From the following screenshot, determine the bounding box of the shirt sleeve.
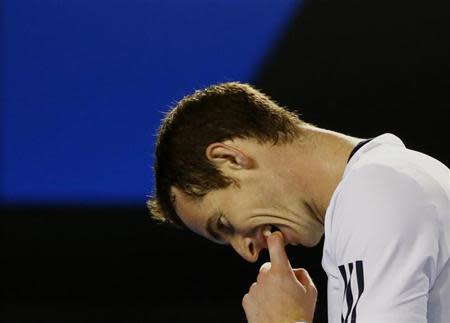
[331,164,439,323]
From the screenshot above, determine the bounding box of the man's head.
[148,82,325,261]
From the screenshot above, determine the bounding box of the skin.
[171,124,362,322]
[243,231,318,323]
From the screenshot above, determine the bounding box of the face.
[171,174,324,263]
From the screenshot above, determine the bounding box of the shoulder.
[341,133,449,206]
[325,134,446,261]
[329,161,440,262]
[335,161,437,231]
[340,162,425,204]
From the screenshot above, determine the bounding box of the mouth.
[262,224,280,236]
[263,225,297,246]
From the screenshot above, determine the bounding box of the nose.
[229,235,265,263]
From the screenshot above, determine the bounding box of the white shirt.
[322,134,450,323]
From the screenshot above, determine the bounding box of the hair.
[147,82,304,228]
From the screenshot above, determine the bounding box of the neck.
[295,125,363,223]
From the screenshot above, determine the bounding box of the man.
[148,82,450,323]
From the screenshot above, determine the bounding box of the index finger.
[266,231,291,271]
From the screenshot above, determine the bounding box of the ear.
[205,142,253,170]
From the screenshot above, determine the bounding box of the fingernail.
[263,228,272,237]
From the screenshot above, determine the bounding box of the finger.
[259,262,271,273]
[248,282,258,296]
[266,231,291,271]
[293,268,316,292]
[242,293,251,310]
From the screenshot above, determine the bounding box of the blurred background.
[2,0,449,322]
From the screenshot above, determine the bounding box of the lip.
[261,225,297,247]
[279,228,299,246]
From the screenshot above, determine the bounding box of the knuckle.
[242,293,250,308]
[256,272,265,283]
[297,268,308,276]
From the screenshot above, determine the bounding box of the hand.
[242,231,317,323]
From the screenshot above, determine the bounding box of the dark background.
[2,0,449,322]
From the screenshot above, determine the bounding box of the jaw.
[279,224,324,247]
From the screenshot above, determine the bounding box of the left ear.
[205,142,253,170]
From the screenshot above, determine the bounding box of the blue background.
[1,0,300,205]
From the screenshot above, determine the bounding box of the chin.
[309,232,325,247]
[294,232,324,247]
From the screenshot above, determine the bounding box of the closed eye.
[217,214,234,235]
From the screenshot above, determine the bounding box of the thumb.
[293,268,316,291]
[266,231,291,271]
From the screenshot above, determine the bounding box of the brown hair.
[148,82,303,228]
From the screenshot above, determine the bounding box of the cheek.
[247,185,277,207]
[235,195,269,218]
